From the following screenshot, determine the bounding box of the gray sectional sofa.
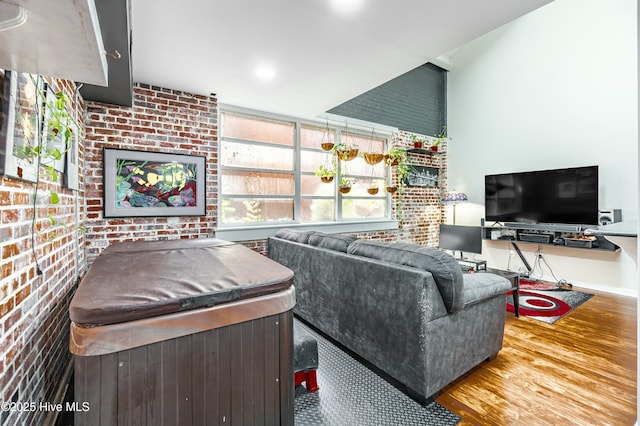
[268,228,512,403]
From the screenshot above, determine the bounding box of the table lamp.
[441,190,468,224]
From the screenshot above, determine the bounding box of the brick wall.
[390,130,446,246]
[83,84,218,264]
[0,76,85,426]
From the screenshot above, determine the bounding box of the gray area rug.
[294,320,461,426]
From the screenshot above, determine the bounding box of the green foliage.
[315,160,337,178]
[339,176,352,187]
[433,126,447,146]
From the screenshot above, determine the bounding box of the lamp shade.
[441,191,468,203]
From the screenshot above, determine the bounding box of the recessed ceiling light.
[255,65,276,81]
[329,0,365,15]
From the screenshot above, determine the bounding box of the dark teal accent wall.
[327,63,446,136]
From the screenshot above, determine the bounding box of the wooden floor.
[437,287,637,426]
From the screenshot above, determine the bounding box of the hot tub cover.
[70,238,294,326]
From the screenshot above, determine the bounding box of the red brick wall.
[0,76,85,426]
[83,84,218,265]
[390,130,446,246]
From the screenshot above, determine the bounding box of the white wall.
[447,0,638,295]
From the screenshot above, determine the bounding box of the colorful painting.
[103,148,206,217]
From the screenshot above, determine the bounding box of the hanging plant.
[385,185,398,194]
[334,143,359,161]
[338,176,352,194]
[383,147,405,166]
[315,159,337,183]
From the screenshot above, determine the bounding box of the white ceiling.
[131,0,553,119]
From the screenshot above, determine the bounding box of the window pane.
[301,174,335,196]
[221,141,293,170]
[301,125,334,149]
[300,198,335,222]
[301,150,334,173]
[220,198,293,224]
[222,112,294,145]
[221,170,294,195]
[342,158,386,177]
[341,198,386,219]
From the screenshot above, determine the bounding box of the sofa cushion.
[462,273,512,308]
[308,232,357,253]
[274,228,316,244]
[347,240,464,313]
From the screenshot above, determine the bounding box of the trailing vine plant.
[16,76,74,274]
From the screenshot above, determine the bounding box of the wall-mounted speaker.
[598,209,622,226]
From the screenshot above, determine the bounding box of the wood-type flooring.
[437,287,637,425]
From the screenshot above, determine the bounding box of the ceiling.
[92,0,554,118]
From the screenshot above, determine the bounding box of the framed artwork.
[103,148,206,218]
[42,83,68,173]
[0,71,43,182]
[65,120,79,190]
[404,165,439,187]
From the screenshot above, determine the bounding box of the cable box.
[519,233,553,244]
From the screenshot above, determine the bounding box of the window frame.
[216,105,399,241]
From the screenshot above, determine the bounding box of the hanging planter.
[386,185,398,194]
[315,159,336,183]
[334,143,359,161]
[320,120,334,151]
[383,148,405,166]
[367,185,379,195]
[363,152,384,165]
[338,177,352,194]
[321,142,335,151]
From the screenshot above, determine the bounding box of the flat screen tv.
[439,224,482,256]
[484,165,598,226]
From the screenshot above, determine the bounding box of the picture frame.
[404,165,439,187]
[65,120,79,190]
[0,71,43,183]
[103,148,206,218]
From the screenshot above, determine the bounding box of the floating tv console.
[482,223,619,252]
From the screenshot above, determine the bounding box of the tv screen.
[439,224,482,255]
[485,165,598,226]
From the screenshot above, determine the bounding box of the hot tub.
[69,238,295,425]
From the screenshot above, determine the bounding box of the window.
[219,107,395,234]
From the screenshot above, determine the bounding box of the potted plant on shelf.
[431,126,447,152]
[412,135,425,149]
[338,177,352,194]
[315,161,336,183]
